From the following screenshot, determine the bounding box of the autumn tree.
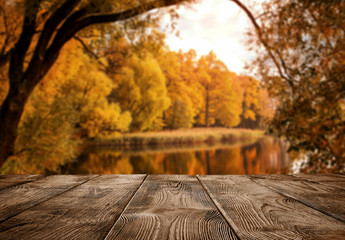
[237,75,275,129]
[238,76,259,127]
[161,49,203,129]
[241,0,345,172]
[196,51,243,127]
[160,50,191,129]
[256,88,276,128]
[127,29,202,130]
[213,71,243,127]
[1,40,131,173]
[110,53,170,131]
[0,0,195,166]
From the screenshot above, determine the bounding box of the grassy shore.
[88,128,265,147]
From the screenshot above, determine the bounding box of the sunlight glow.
[165,0,263,74]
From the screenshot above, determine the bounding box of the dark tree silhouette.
[0,0,192,166]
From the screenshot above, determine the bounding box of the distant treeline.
[0,28,274,173]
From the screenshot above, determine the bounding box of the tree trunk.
[0,88,30,167]
[205,86,209,127]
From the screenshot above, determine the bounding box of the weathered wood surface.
[0,174,344,240]
[0,175,92,223]
[0,175,145,240]
[198,175,345,239]
[294,174,345,190]
[0,175,42,191]
[105,175,238,240]
[250,174,345,223]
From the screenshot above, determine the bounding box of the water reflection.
[61,137,290,174]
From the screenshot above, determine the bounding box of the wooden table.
[0,174,344,239]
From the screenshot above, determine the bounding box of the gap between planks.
[198,175,345,239]
[0,175,147,239]
[196,175,240,239]
[104,175,238,239]
[1,174,344,240]
[102,174,148,240]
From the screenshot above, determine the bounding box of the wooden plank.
[105,175,238,240]
[0,175,43,191]
[293,174,345,190]
[198,175,345,240]
[0,175,145,240]
[0,175,93,223]
[250,174,345,223]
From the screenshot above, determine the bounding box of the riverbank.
[87,128,265,148]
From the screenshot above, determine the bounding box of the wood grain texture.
[293,174,345,190]
[105,175,238,240]
[0,175,146,240]
[198,175,345,240]
[0,175,43,191]
[0,175,93,223]
[250,174,345,223]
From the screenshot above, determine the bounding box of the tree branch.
[31,0,82,64]
[24,7,89,89]
[73,35,109,70]
[230,0,295,91]
[24,0,83,87]
[9,0,42,82]
[41,0,185,79]
[0,49,12,68]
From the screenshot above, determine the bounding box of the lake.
[61,137,291,174]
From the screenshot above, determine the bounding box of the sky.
[164,0,262,74]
